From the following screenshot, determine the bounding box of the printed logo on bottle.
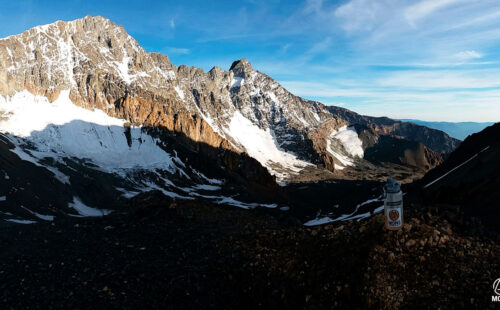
[389,210,400,221]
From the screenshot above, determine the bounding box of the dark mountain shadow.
[0,119,286,223]
[406,122,500,233]
[364,135,442,171]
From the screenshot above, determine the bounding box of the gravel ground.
[0,199,498,309]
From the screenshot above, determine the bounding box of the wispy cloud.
[376,69,500,89]
[453,50,483,62]
[164,47,190,55]
[334,0,397,32]
[195,32,272,43]
[301,37,332,61]
[280,43,292,54]
[405,0,463,26]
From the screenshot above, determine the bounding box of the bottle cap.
[384,178,401,193]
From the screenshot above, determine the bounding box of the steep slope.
[0,90,281,222]
[222,60,450,178]
[413,122,500,231]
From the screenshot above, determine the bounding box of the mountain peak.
[2,15,119,41]
[71,15,122,31]
[229,58,253,76]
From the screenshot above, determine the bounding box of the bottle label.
[386,204,402,227]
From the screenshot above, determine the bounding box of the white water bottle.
[384,178,403,230]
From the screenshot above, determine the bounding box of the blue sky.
[1,0,500,121]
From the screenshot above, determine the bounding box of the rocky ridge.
[0,15,459,183]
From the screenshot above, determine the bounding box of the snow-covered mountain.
[0,16,461,222]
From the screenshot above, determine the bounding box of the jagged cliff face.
[0,15,457,185]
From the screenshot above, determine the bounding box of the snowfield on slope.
[226,111,312,180]
[0,90,178,172]
[326,125,364,168]
[0,90,286,222]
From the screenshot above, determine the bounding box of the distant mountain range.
[400,119,494,140]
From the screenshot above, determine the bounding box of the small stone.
[405,239,416,248]
[419,239,427,247]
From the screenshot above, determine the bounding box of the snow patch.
[7,142,71,184]
[174,86,185,100]
[69,197,111,217]
[226,111,311,180]
[192,184,221,191]
[0,90,178,173]
[20,205,54,221]
[115,56,132,84]
[142,181,195,200]
[304,197,384,226]
[326,125,364,168]
[5,219,37,224]
[192,170,224,185]
[231,76,244,88]
[215,196,277,209]
[191,192,278,210]
[331,126,364,158]
[115,187,140,199]
[31,212,54,221]
[326,141,354,167]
